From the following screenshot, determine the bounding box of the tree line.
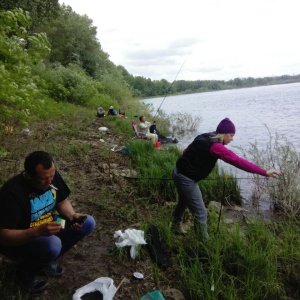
[124,73,300,98]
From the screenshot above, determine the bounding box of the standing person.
[138,116,158,145]
[0,151,96,293]
[171,118,282,241]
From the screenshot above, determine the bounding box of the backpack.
[146,224,171,269]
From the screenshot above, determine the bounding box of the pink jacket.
[210,143,267,176]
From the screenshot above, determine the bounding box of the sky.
[58,0,300,82]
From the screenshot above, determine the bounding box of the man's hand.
[37,221,62,236]
[69,213,87,229]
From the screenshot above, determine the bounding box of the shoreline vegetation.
[0,4,299,299]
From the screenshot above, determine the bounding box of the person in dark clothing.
[171,118,282,241]
[149,122,178,144]
[0,151,96,293]
[107,106,118,116]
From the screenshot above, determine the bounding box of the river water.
[142,82,300,208]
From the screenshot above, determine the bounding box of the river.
[142,82,300,209]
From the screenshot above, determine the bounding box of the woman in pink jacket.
[171,118,282,241]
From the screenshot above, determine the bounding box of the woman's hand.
[266,168,283,178]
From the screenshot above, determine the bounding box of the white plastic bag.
[98,126,109,132]
[114,229,147,259]
[72,277,117,300]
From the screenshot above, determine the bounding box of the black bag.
[146,224,171,269]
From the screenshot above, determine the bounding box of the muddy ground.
[0,117,189,300]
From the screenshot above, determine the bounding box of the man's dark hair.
[139,116,144,122]
[24,151,54,177]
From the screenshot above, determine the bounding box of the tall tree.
[41,5,106,78]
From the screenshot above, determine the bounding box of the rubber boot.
[169,221,189,235]
[194,221,209,242]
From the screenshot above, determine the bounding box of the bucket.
[155,141,161,148]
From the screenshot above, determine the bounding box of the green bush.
[0,9,50,130]
[37,63,108,106]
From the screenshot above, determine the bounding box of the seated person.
[107,106,118,116]
[150,122,178,144]
[96,107,105,118]
[138,116,158,145]
[0,151,96,293]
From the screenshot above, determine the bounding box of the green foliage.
[40,5,104,78]
[99,71,132,105]
[126,140,180,201]
[37,5,133,103]
[0,8,50,129]
[35,63,109,106]
[0,0,60,33]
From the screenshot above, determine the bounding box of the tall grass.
[152,215,299,299]
[126,140,179,201]
[238,132,300,218]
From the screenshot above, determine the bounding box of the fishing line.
[124,176,270,181]
[153,50,192,120]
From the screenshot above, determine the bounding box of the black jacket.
[176,132,219,181]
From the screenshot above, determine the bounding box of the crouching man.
[0,151,96,293]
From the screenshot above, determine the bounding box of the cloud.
[59,0,300,81]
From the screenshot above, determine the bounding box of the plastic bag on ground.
[98,126,109,132]
[72,277,117,300]
[114,229,147,259]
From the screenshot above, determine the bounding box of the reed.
[238,132,300,218]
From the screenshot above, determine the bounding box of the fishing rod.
[217,176,227,232]
[152,50,192,121]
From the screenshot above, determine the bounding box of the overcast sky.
[58,0,300,82]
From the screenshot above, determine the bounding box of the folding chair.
[132,120,147,139]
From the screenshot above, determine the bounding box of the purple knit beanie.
[216,118,236,134]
